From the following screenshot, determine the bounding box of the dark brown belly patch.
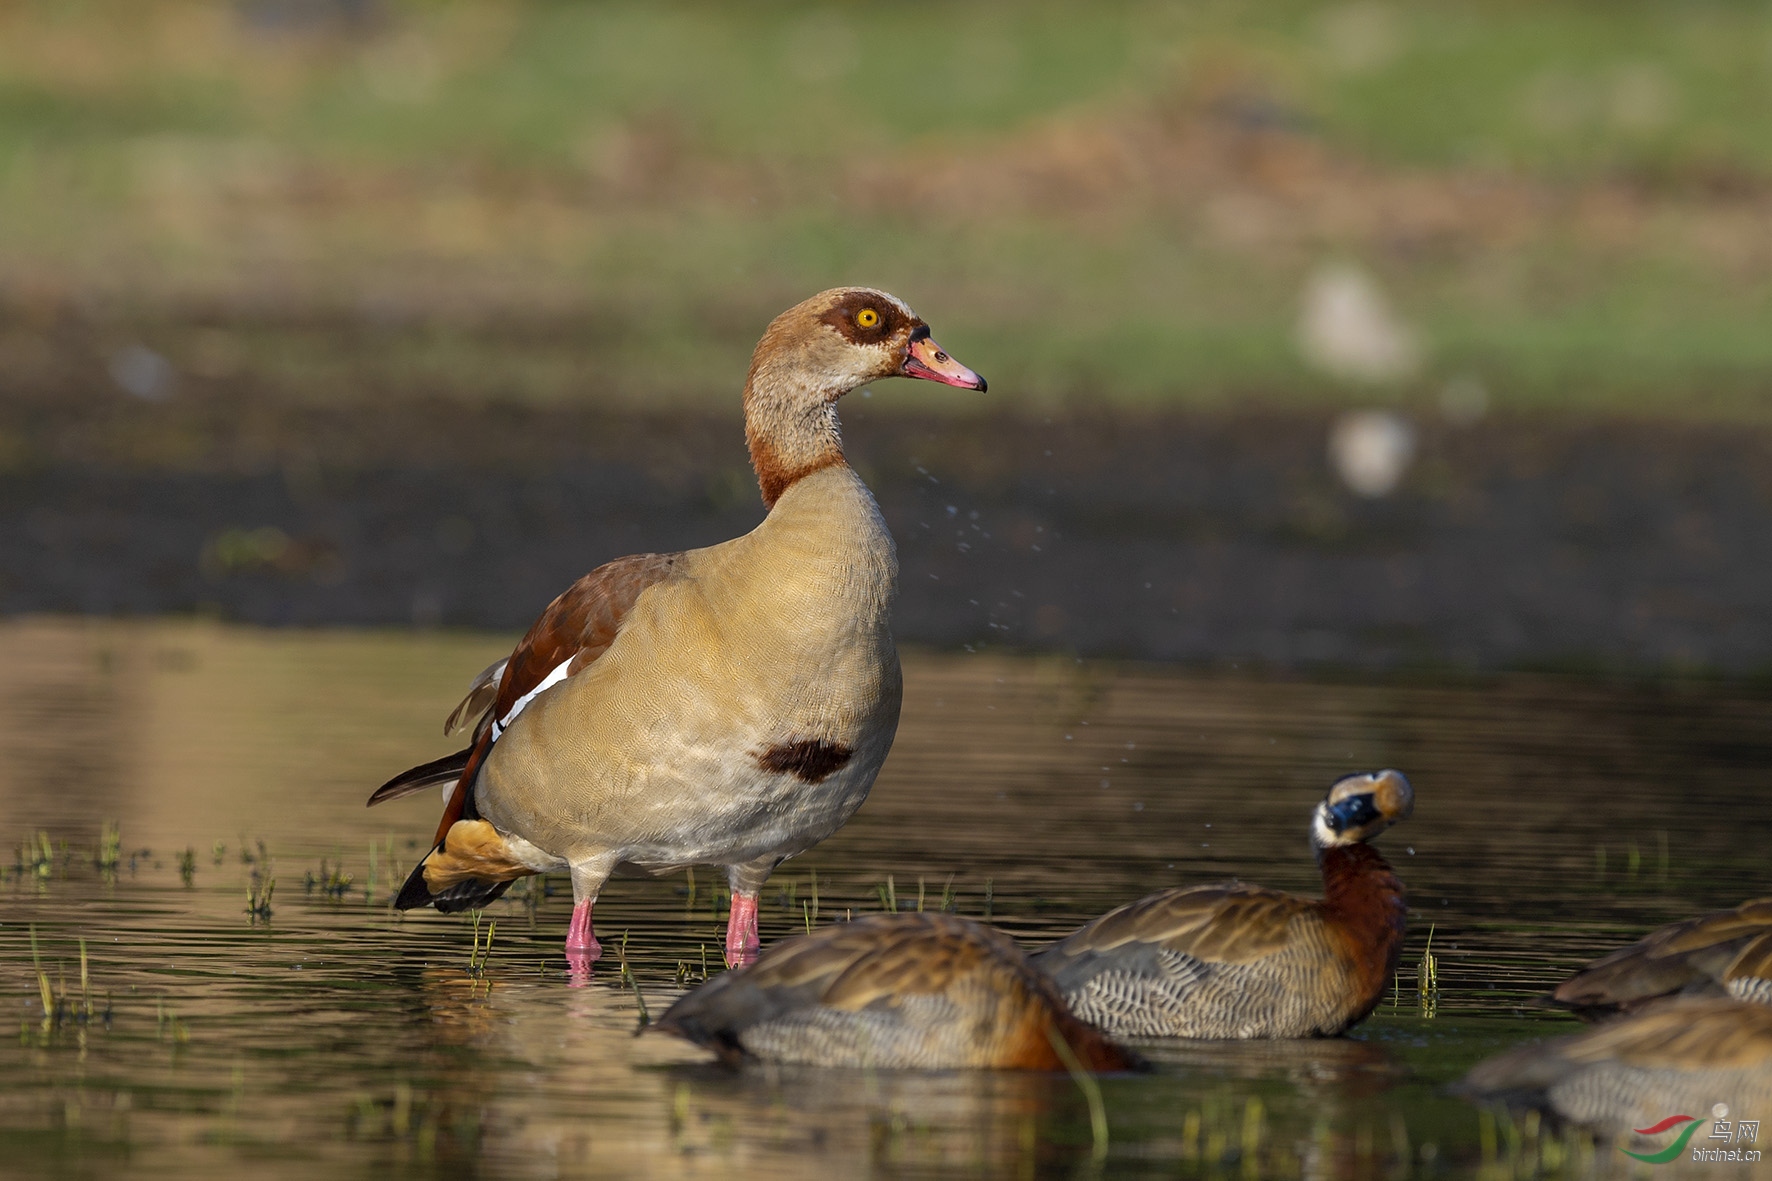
[756,739,854,783]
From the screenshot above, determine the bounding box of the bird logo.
[1622,1114,1704,1164]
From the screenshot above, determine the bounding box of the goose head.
[1310,769,1414,851]
[744,287,985,505]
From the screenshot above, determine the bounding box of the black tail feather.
[368,748,472,807]
[392,853,514,913]
[433,878,513,913]
[394,856,439,910]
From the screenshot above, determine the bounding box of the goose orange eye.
[855,308,880,329]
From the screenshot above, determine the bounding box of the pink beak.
[902,333,987,391]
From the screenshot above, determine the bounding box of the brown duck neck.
[1318,843,1408,1006]
[743,370,847,509]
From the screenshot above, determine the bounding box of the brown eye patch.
[819,291,913,344]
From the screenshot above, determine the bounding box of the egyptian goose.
[367,288,985,970]
[654,911,1136,1071]
[1031,770,1413,1039]
[1460,997,1772,1135]
[1552,897,1772,1017]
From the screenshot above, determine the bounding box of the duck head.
[1310,769,1413,851]
[745,287,985,505]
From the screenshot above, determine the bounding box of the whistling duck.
[367,288,986,970]
[1031,769,1413,1039]
[1461,997,1772,1134]
[1552,897,1772,1018]
[654,911,1136,1071]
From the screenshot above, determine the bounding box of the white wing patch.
[441,655,575,802]
[490,657,574,741]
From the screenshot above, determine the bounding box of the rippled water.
[2,619,1768,1178]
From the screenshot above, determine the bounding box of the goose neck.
[744,372,848,508]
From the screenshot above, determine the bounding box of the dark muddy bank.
[3,389,1769,673]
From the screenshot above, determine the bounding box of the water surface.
[2,620,1768,1178]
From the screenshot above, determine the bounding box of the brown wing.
[367,551,681,839]
[652,914,979,1055]
[485,552,681,728]
[1462,996,1772,1103]
[428,551,680,842]
[1562,997,1772,1071]
[819,913,1019,1009]
[1046,883,1315,966]
[805,914,1132,1071]
[1726,929,1772,996]
[1552,897,1772,1015]
[686,912,990,1010]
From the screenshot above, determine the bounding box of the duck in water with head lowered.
[655,911,1137,1071]
[366,289,986,972]
[1460,997,1772,1137]
[1032,770,1414,1039]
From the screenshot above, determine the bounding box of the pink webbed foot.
[565,899,602,985]
[725,892,761,968]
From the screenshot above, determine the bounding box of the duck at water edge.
[366,289,986,973]
[654,911,1136,1071]
[1032,769,1414,1039]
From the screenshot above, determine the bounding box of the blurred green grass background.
[5,0,1772,416]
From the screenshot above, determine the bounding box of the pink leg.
[724,892,761,968]
[564,899,602,982]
